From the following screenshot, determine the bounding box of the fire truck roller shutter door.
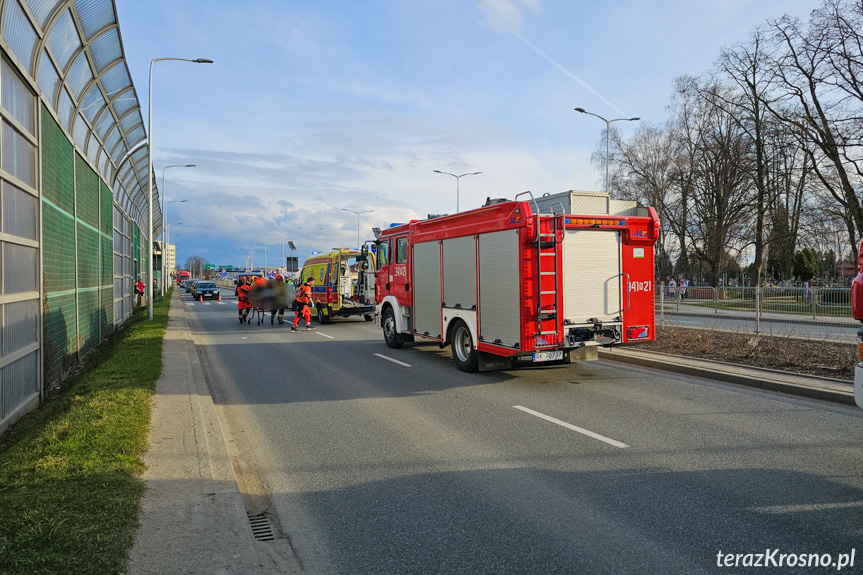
[478,229,521,348]
[412,241,442,337]
[442,236,477,310]
[562,230,622,323]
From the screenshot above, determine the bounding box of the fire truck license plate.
[533,351,563,362]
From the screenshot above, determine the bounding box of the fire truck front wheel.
[382,307,404,349]
[450,320,478,372]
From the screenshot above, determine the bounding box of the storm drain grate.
[247,512,276,541]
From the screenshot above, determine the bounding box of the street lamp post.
[161,164,195,295]
[432,170,482,212]
[573,107,640,195]
[299,226,323,253]
[147,56,212,320]
[342,208,374,248]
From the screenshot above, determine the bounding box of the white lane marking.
[216,302,226,305]
[753,501,863,514]
[202,303,212,306]
[241,337,249,340]
[185,302,195,306]
[373,353,412,368]
[513,405,629,449]
[317,332,335,339]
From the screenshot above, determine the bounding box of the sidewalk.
[127,294,299,574]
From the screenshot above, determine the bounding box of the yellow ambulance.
[298,248,376,323]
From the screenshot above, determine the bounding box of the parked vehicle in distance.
[185,279,200,293]
[192,281,220,300]
[176,270,190,285]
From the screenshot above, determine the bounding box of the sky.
[113,0,821,270]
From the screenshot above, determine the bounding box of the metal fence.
[656,285,851,320]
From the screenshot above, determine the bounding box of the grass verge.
[0,291,171,575]
[632,325,856,380]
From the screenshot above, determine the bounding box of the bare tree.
[184,255,210,279]
[766,2,863,257]
[674,77,755,284]
[610,122,677,278]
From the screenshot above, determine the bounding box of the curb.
[597,349,856,406]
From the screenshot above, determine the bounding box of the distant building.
[167,244,176,274]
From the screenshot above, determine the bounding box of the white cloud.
[476,0,542,32]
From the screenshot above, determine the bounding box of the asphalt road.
[181,289,863,575]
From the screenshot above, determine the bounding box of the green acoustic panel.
[78,289,99,353]
[44,292,78,385]
[76,223,99,289]
[132,223,140,267]
[40,105,74,214]
[100,182,112,236]
[42,202,77,293]
[100,286,113,336]
[75,153,99,228]
[100,234,112,285]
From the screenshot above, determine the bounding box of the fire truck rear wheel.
[364,314,373,322]
[382,307,403,349]
[450,320,478,372]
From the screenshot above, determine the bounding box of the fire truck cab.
[373,191,660,372]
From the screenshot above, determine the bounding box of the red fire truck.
[371,192,660,371]
[848,239,863,408]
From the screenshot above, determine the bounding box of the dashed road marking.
[317,332,335,339]
[513,405,629,449]
[373,353,412,367]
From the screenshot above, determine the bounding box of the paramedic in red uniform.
[291,277,316,332]
[237,276,251,323]
[135,279,145,306]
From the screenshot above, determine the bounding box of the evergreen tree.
[793,248,819,282]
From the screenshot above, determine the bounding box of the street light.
[342,208,374,249]
[147,56,212,319]
[298,226,323,253]
[432,170,482,212]
[161,164,195,295]
[573,107,640,196]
